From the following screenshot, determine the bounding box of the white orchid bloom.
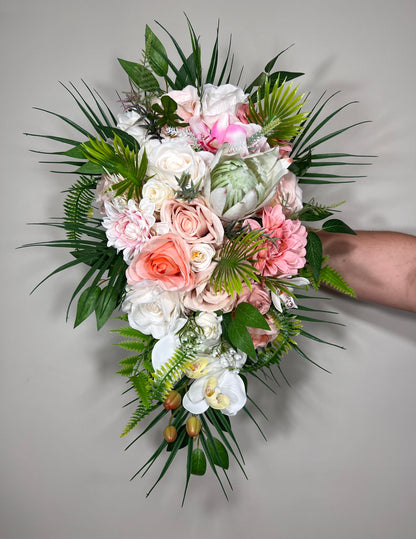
[151,318,188,372]
[182,369,247,416]
[271,277,310,312]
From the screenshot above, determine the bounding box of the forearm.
[318,231,416,313]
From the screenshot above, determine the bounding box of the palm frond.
[248,76,308,144]
[210,228,265,296]
[80,135,147,200]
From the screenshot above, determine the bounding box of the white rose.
[201,84,247,128]
[122,282,185,339]
[194,312,223,347]
[142,178,175,211]
[190,243,216,272]
[116,110,148,145]
[144,139,207,187]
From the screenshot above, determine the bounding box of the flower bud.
[186,416,202,438]
[163,425,177,443]
[163,390,182,410]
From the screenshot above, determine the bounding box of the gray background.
[1,0,416,538]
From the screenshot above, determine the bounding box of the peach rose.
[236,282,271,315]
[160,197,224,246]
[126,233,194,291]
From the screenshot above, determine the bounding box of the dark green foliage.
[305,231,323,282]
[223,302,271,359]
[289,92,373,183]
[243,310,302,373]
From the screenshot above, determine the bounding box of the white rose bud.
[145,139,207,187]
[142,178,175,212]
[195,312,223,347]
[190,243,216,272]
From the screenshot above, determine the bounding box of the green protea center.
[210,157,258,212]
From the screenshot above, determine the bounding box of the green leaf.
[289,151,312,177]
[74,285,101,327]
[234,302,270,330]
[191,448,206,475]
[75,162,104,175]
[206,437,229,470]
[182,436,194,506]
[228,321,256,359]
[322,218,356,235]
[118,58,160,92]
[100,127,140,152]
[299,209,333,222]
[95,285,119,330]
[145,24,168,77]
[305,231,322,282]
[146,427,187,497]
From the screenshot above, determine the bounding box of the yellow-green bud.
[186,416,202,438]
[163,425,177,443]
[163,390,182,410]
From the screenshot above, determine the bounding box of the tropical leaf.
[248,76,308,145]
[210,228,265,296]
[80,135,147,200]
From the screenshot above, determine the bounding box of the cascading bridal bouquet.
[24,18,369,501]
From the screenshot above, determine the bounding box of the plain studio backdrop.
[1,0,415,538]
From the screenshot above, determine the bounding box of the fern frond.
[300,260,356,298]
[63,175,97,240]
[295,198,344,222]
[319,264,356,298]
[150,343,196,402]
[211,228,265,296]
[131,372,151,408]
[121,402,159,437]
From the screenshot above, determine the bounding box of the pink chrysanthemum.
[103,199,155,263]
[246,205,307,277]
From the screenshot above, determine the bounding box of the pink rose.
[166,85,200,122]
[278,142,292,160]
[236,283,271,315]
[160,197,224,246]
[126,233,194,291]
[273,171,303,217]
[248,315,279,349]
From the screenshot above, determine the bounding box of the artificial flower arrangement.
[24,18,369,501]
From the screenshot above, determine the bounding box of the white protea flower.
[205,145,290,221]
